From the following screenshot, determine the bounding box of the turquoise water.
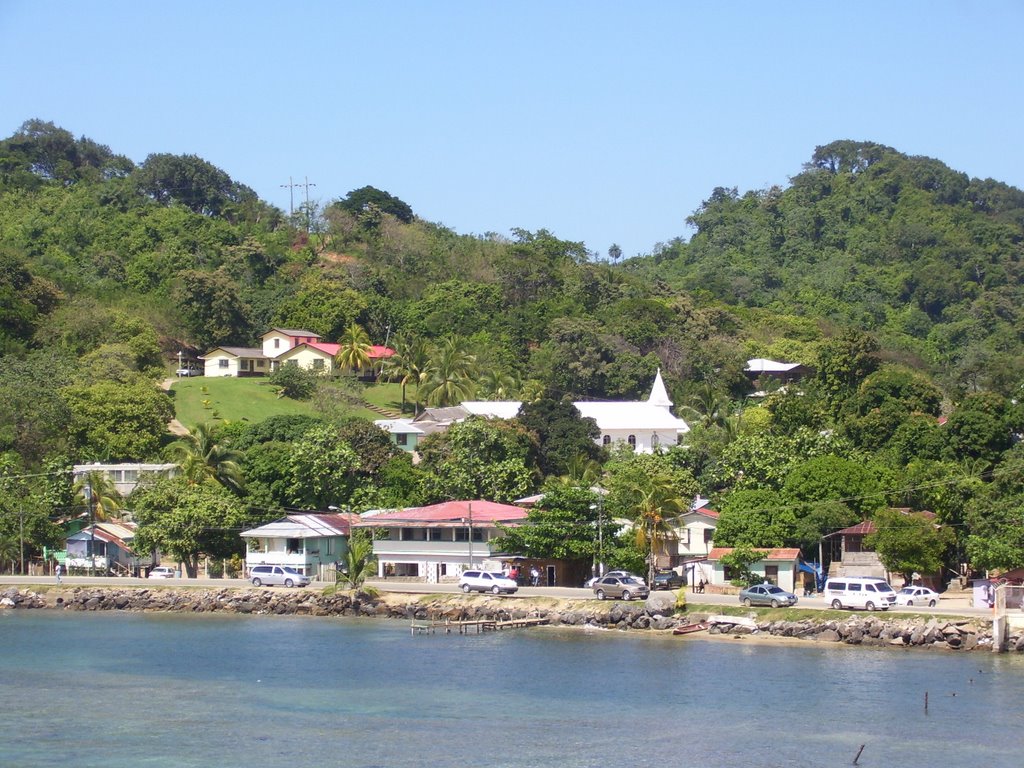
[2,611,1023,767]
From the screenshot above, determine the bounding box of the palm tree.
[475,368,519,400]
[383,335,431,414]
[171,422,246,495]
[72,471,124,523]
[336,321,372,375]
[625,475,687,585]
[338,530,376,588]
[422,335,478,407]
[558,453,603,488]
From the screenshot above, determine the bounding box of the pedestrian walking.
[530,566,539,587]
[55,563,62,583]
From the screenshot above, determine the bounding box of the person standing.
[55,563,62,583]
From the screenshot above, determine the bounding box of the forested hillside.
[2,121,1024,578]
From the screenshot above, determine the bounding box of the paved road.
[0,575,990,618]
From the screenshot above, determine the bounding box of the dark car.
[738,583,798,608]
[652,571,685,590]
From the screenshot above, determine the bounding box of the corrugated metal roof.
[707,547,801,561]
[241,513,352,538]
[352,500,527,528]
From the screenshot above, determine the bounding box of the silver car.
[250,565,310,588]
[738,584,798,608]
[593,575,650,601]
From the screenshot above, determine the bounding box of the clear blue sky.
[3,2,1022,258]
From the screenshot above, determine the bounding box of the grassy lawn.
[168,377,394,429]
[362,381,409,415]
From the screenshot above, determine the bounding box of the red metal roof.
[707,547,801,561]
[354,500,528,528]
[836,521,876,536]
[368,345,395,359]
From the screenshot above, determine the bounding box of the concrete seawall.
[3,585,1019,653]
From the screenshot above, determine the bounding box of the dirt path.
[160,378,191,437]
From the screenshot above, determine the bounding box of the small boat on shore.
[673,621,709,635]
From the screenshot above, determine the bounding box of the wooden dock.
[411,616,549,635]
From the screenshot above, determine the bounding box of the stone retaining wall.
[3,586,1019,652]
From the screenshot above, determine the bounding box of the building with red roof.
[352,500,529,583]
[705,547,802,593]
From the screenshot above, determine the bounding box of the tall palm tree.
[171,422,246,495]
[625,475,687,585]
[72,470,124,523]
[336,321,372,375]
[558,454,603,488]
[383,335,431,414]
[422,335,478,407]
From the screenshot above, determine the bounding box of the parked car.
[250,565,310,588]
[593,575,650,601]
[896,586,939,608]
[823,577,897,611]
[738,583,798,608]
[652,571,685,590]
[148,566,176,579]
[459,570,519,595]
[175,367,201,377]
[585,570,646,588]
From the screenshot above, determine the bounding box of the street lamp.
[84,483,95,577]
[463,502,474,570]
[177,350,183,374]
[589,501,604,577]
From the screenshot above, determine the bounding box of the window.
[219,359,229,368]
[123,469,138,482]
[651,433,660,448]
[627,435,636,448]
[256,359,266,368]
[454,528,469,542]
[312,358,324,370]
[286,538,301,554]
[324,538,334,555]
[274,338,280,349]
[602,435,611,446]
[765,565,778,582]
[396,433,408,446]
[703,529,714,545]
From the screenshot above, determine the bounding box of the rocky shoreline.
[4,585,1019,653]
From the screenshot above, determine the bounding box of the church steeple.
[647,369,673,409]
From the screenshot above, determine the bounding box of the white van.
[824,577,897,611]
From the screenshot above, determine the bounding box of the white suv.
[148,566,177,579]
[458,570,518,595]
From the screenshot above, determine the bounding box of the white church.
[379,370,690,454]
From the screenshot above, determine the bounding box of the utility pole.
[302,176,316,208]
[280,176,300,216]
[19,508,24,575]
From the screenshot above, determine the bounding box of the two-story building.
[201,328,394,378]
[353,500,528,584]
[240,512,354,581]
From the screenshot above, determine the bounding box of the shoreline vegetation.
[2,584,1014,654]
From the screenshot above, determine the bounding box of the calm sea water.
[1,611,1022,767]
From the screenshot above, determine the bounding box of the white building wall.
[204,354,240,377]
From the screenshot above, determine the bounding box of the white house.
[72,462,179,497]
[353,500,528,583]
[392,371,689,454]
[670,504,719,584]
[706,547,802,593]
[240,512,354,581]
[201,328,394,378]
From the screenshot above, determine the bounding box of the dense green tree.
[781,455,887,519]
[491,485,602,566]
[174,269,252,350]
[63,380,173,461]
[417,418,538,503]
[515,395,601,478]
[133,152,256,217]
[334,186,414,224]
[713,489,795,548]
[944,391,1013,464]
[866,508,954,581]
[286,424,361,508]
[132,477,250,578]
[268,363,319,399]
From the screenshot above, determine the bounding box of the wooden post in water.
[853,744,865,765]
[924,691,928,712]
